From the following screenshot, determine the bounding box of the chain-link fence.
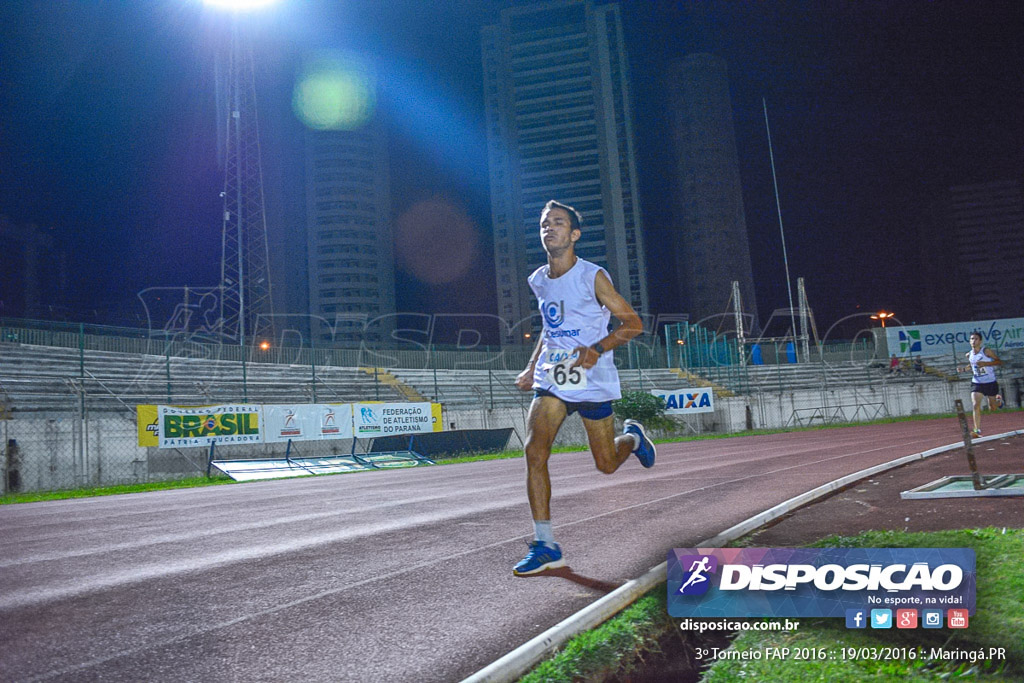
[3,316,1022,494]
[1,368,1015,495]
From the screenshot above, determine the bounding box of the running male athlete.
[956,331,1003,436]
[512,200,656,576]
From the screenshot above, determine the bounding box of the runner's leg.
[582,415,636,474]
[971,390,983,433]
[524,395,568,522]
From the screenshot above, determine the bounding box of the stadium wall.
[0,381,977,494]
[445,380,964,444]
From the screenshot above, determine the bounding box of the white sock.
[625,433,640,451]
[533,520,555,546]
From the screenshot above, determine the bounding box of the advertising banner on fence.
[650,388,715,414]
[138,402,440,447]
[887,317,1024,357]
[668,547,976,619]
[353,402,442,438]
[316,404,353,439]
[262,404,354,443]
[156,404,263,449]
[138,404,159,447]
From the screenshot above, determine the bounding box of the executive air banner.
[887,317,1024,357]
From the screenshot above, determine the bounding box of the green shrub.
[613,391,676,431]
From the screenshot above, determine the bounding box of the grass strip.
[0,475,234,504]
[519,592,675,683]
[517,527,1024,682]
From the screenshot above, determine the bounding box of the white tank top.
[968,348,997,384]
[529,258,622,402]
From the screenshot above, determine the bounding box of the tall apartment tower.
[0,216,65,318]
[482,0,649,344]
[666,53,759,331]
[304,120,396,345]
[948,180,1024,320]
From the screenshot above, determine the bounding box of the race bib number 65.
[546,360,587,390]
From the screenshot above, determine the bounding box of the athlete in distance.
[956,330,1003,437]
[512,200,656,576]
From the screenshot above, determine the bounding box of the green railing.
[2,316,878,379]
[0,317,672,371]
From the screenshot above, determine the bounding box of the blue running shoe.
[624,419,656,468]
[513,540,565,576]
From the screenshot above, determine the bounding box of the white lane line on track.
[0,432,880,568]
[14,431,964,682]
[4,430,946,612]
[11,426,988,683]
[21,527,546,683]
[0,481,528,568]
[0,469,489,524]
[551,434,942,531]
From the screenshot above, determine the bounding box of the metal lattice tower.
[219,20,274,346]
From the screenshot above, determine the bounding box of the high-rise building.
[304,121,395,345]
[915,199,967,323]
[948,180,1024,320]
[482,0,649,344]
[0,216,65,319]
[665,53,758,331]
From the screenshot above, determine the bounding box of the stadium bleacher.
[3,339,1010,415]
[0,343,408,414]
[699,359,954,395]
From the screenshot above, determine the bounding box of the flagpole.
[763,97,798,360]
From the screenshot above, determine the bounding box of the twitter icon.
[870,609,892,629]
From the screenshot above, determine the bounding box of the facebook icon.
[845,609,867,629]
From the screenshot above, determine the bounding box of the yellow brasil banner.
[138,402,442,448]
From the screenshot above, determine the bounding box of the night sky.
[1,1,1021,340]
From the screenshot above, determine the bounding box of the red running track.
[0,413,1020,682]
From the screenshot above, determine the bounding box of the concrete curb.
[461,429,1023,683]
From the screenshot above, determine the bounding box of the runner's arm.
[957,351,971,372]
[572,270,642,369]
[980,348,1003,367]
[515,335,545,391]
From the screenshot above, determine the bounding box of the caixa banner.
[668,548,975,618]
[650,388,715,414]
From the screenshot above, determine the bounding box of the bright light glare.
[871,311,895,327]
[394,199,479,284]
[202,0,279,10]
[293,51,376,131]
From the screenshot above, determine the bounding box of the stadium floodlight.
[870,311,895,328]
[200,0,279,347]
[202,0,278,10]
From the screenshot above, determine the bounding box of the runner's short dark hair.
[542,200,582,232]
